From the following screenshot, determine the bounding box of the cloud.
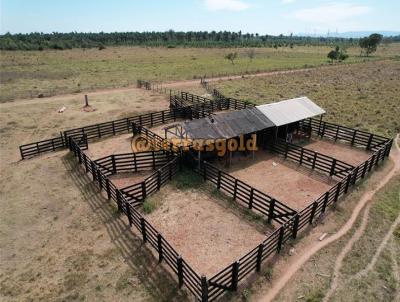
[282,0,296,3]
[204,0,250,11]
[291,3,372,25]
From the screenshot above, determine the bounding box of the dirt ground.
[109,172,153,189]
[301,136,372,166]
[217,151,336,211]
[143,184,268,277]
[83,121,183,159]
[0,89,191,301]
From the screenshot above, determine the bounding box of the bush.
[171,167,203,190]
[142,199,157,214]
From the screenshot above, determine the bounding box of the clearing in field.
[140,177,270,276]
[216,151,335,211]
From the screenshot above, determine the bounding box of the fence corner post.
[231,261,239,291]
[277,227,285,253]
[158,234,163,263]
[177,256,183,288]
[201,275,208,302]
[292,214,300,239]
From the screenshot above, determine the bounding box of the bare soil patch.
[302,136,372,166]
[216,151,336,211]
[142,184,268,277]
[109,172,153,189]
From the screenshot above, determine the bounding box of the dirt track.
[258,134,400,302]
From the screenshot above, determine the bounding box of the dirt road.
[258,134,400,302]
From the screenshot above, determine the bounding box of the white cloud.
[282,0,296,3]
[204,0,250,11]
[291,3,372,25]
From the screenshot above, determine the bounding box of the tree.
[225,52,238,65]
[359,33,383,56]
[245,48,256,62]
[327,46,348,63]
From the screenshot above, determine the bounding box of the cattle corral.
[17,80,393,301]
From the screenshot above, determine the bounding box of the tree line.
[2,30,398,51]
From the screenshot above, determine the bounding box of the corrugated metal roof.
[256,97,325,126]
[183,108,275,139]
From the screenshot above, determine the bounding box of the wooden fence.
[302,118,391,152]
[19,108,190,159]
[196,162,296,224]
[198,133,392,300]
[271,139,355,178]
[68,137,206,301]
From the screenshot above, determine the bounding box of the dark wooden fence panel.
[20,133,66,159]
[68,137,204,301]
[271,139,355,178]
[196,161,296,225]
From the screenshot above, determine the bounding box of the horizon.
[1,0,399,36]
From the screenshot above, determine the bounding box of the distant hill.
[296,31,400,38]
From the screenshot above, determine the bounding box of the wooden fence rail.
[271,139,355,178]
[201,134,392,301]
[195,161,297,224]
[302,118,390,152]
[68,137,205,301]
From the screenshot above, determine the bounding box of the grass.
[1,43,399,102]
[213,59,400,137]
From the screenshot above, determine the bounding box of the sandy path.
[258,134,400,302]
[322,203,372,302]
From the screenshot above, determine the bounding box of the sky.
[1,0,399,35]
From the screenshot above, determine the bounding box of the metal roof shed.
[256,97,325,127]
[183,107,275,140]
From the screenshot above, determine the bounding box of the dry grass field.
[0,44,399,302]
[1,43,399,102]
[0,89,188,301]
[213,59,400,137]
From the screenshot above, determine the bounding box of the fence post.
[106,178,111,199]
[299,148,304,165]
[309,201,318,224]
[112,155,116,174]
[284,143,289,159]
[330,159,336,176]
[335,125,339,141]
[116,190,123,212]
[231,261,239,291]
[157,170,161,190]
[84,155,89,172]
[366,134,373,150]
[352,166,359,185]
[267,199,276,223]
[375,149,381,166]
[312,153,317,170]
[176,256,183,288]
[292,215,300,239]
[321,122,326,138]
[351,130,357,146]
[334,182,342,204]
[141,182,147,200]
[126,202,133,226]
[91,161,96,181]
[97,169,102,190]
[321,192,329,213]
[140,218,147,243]
[233,179,238,200]
[368,154,376,172]
[201,275,208,302]
[361,161,368,179]
[249,188,254,209]
[256,244,263,272]
[277,227,285,253]
[344,173,351,193]
[158,234,163,263]
[217,170,221,190]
